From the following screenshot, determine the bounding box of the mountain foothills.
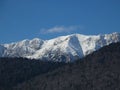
[0,58,65,90]
[12,42,120,90]
[0,32,120,62]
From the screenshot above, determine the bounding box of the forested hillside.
[0,58,65,90]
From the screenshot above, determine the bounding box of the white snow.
[0,32,120,62]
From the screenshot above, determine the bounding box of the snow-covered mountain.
[0,32,120,62]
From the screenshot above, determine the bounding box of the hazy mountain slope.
[14,42,120,90]
[0,45,6,57]
[0,32,120,62]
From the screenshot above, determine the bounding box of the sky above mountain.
[0,0,120,44]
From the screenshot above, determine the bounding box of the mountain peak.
[0,32,120,62]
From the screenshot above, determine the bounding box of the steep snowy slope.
[28,32,120,62]
[0,32,120,62]
[4,38,44,57]
[28,35,84,62]
[76,32,120,55]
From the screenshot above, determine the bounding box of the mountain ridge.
[0,32,120,62]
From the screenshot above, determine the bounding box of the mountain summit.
[0,32,120,62]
